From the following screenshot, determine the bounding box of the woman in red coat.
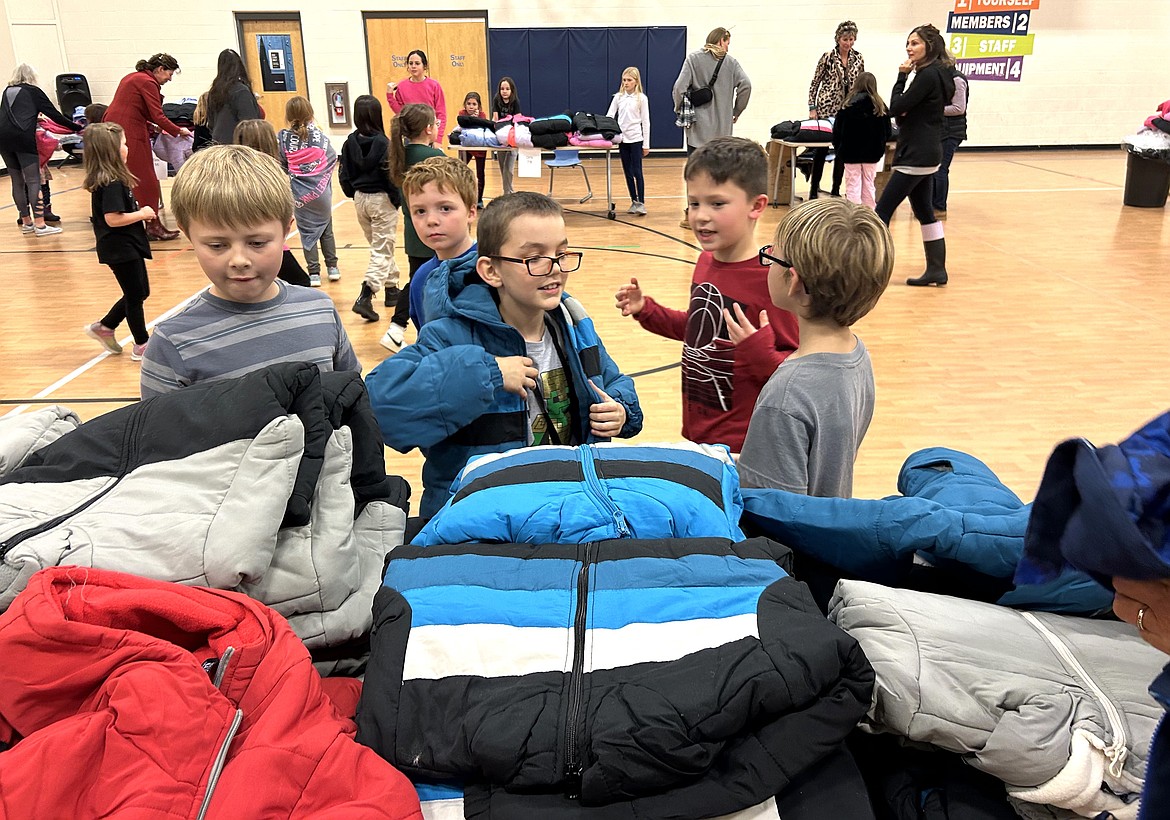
[103,53,190,240]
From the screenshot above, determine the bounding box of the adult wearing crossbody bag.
[672,27,752,225]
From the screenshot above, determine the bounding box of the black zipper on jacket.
[0,408,143,560]
[563,541,593,798]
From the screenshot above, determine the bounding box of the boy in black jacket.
[339,94,403,321]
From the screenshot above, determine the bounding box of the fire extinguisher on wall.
[332,92,345,121]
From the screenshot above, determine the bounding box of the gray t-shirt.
[525,328,572,446]
[140,280,360,400]
[737,337,874,498]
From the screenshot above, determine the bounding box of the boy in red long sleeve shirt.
[615,137,798,451]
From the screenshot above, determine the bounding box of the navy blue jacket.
[832,93,891,164]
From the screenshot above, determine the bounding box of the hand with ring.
[1114,577,1170,655]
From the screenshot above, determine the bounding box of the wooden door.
[365,16,488,147]
[239,17,309,133]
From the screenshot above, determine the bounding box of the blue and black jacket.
[355,535,873,818]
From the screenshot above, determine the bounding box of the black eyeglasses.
[491,251,584,277]
[759,245,792,270]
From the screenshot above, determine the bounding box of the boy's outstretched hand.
[496,356,538,398]
[615,277,645,317]
[723,304,769,345]
[589,380,627,438]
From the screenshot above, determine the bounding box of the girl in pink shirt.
[386,49,447,145]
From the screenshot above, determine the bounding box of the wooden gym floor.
[2,149,1167,514]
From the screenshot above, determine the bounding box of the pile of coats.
[0,360,1164,819]
[743,442,1165,819]
[450,111,622,150]
[0,363,424,815]
[0,362,409,672]
[356,442,876,819]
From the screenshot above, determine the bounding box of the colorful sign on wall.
[949,0,1039,81]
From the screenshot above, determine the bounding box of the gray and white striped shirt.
[140,281,360,400]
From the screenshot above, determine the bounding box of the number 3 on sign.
[950,35,966,59]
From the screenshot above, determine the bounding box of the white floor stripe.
[3,199,347,418]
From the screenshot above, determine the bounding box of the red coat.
[103,70,183,210]
[0,567,423,819]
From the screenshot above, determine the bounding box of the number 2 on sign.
[1013,12,1030,34]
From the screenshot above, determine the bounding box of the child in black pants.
[82,122,155,360]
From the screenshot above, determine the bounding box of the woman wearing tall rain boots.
[875,24,955,286]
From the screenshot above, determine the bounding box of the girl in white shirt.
[606,67,651,215]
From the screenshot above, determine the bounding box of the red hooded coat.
[0,566,422,819]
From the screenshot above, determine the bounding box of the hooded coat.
[339,130,401,205]
[365,263,642,518]
[0,566,423,819]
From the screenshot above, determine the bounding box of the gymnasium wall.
[1,0,1162,149]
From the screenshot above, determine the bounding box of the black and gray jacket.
[0,363,409,670]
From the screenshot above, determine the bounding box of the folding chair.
[546,149,593,204]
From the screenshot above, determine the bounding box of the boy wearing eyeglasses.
[737,198,893,497]
[366,191,643,519]
[615,136,799,452]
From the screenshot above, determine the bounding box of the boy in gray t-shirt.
[738,198,893,497]
[140,146,359,399]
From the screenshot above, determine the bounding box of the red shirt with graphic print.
[634,252,799,451]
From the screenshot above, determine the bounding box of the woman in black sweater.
[0,63,81,235]
[875,24,955,286]
[206,49,261,146]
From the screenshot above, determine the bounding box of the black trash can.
[1123,151,1170,208]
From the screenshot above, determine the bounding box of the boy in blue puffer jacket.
[365,191,643,519]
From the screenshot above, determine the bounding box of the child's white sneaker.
[379,322,407,352]
[327,266,341,282]
[309,273,322,287]
[34,224,62,236]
